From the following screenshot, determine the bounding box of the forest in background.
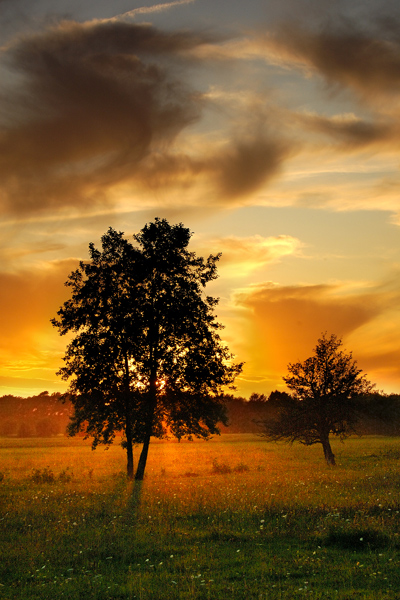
[0,392,72,438]
[1,391,400,438]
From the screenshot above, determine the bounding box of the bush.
[30,467,55,483]
[233,463,250,473]
[58,467,73,482]
[211,459,231,474]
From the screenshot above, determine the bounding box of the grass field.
[0,433,399,599]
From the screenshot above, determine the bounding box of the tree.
[36,418,59,437]
[52,218,242,480]
[259,333,374,465]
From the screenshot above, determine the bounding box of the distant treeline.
[0,391,73,438]
[1,390,399,438]
[220,392,400,436]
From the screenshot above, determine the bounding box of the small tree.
[52,218,242,480]
[259,333,374,465]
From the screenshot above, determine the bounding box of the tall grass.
[0,434,399,599]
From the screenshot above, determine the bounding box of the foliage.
[259,333,374,465]
[35,418,59,437]
[52,218,242,479]
[1,390,398,439]
[220,394,280,433]
[17,421,35,438]
[355,392,400,435]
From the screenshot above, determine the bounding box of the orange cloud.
[209,234,303,277]
[231,282,384,395]
[0,260,77,380]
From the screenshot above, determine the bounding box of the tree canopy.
[259,333,374,465]
[52,218,242,479]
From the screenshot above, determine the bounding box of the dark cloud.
[300,112,397,150]
[0,21,215,213]
[134,132,292,203]
[269,19,400,100]
[0,18,294,214]
[211,135,290,199]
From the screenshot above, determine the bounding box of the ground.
[0,434,399,599]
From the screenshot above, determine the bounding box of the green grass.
[0,434,399,599]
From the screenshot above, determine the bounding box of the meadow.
[0,434,399,599]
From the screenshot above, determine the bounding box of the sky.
[2,0,400,399]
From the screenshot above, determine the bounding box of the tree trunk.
[135,432,151,480]
[134,367,157,481]
[123,354,134,480]
[126,433,134,480]
[321,435,336,466]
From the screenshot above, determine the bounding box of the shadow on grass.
[125,480,143,522]
[323,527,391,551]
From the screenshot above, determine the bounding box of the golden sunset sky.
[1,0,400,398]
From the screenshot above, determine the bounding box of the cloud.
[0,258,78,398]
[0,20,215,214]
[98,0,196,22]
[236,282,381,342]
[261,19,400,103]
[0,254,83,388]
[225,273,400,395]
[0,259,76,349]
[230,282,383,387]
[210,234,303,276]
[0,17,296,215]
[133,131,292,204]
[0,239,66,269]
[211,134,291,199]
[297,112,397,151]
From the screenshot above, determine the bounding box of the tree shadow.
[125,480,144,524]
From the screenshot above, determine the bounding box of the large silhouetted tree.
[52,218,242,480]
[259,333,374,465]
